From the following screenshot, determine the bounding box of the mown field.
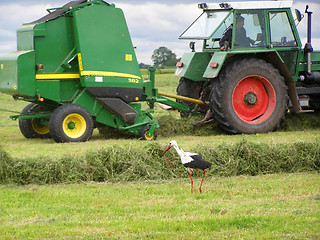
[1,173,319,239]
[0,72,320,239]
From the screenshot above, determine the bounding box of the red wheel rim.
[232,75,276,124]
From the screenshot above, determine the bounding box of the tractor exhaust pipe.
[301,5,320,84]
[304,5,313,75]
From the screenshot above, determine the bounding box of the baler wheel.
[49,104,94,143]
[209,58,288,134]
[139,126,157,141]
[19,103,50,139]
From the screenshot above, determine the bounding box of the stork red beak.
[161,145,171,156]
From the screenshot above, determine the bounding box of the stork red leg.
[199,170,206,193]
[188,172,193,194]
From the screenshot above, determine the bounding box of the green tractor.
[175,1,320,134]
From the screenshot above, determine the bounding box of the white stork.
[162,140,211,193]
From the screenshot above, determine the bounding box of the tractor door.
[233,10,267,49]
[268,10,300,76]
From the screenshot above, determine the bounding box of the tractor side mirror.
[189,41,195,52]
[295,9,303,22]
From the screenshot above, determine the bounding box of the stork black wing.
[183,154,211,170]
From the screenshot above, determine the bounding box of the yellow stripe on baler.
[36,74,80,79]
[81,71,141,79]
[36,71,141,80]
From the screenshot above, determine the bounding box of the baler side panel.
[18,51,36,97]
[0,50,35,97]
[36,78,81,102]
[0,53,19,95]
[34,18,78,74]
[72,4,143,89]
[17,24,35,51]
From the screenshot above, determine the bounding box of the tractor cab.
[179,1,297,52]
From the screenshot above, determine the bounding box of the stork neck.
[172,145,185,158]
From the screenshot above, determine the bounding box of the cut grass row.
[1,139,319,184]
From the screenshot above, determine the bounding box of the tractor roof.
[199,1,293,10]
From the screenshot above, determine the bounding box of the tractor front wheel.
[19,103,50,139]
[49,104,94,143]
[210,58,288,134]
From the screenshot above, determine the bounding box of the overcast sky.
[0,0,319,64]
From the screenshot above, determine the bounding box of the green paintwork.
[34,18,76,74]
[17,24,35,51]
[36,79,81,102]
[11,113,51,121]
[0,50,35,97]
[203,52,228,78]
[174,52,211,81]
[72,3,143,88]
[156,96,201,114]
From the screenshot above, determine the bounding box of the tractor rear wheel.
[19,103,50,139]
[49,104,94,143]
[176,77,204,117]
[210,58,288,134]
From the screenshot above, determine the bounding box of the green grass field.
[0,72,320,239]
[1,173,319,239]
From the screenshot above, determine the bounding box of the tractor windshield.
[179,10,232,40]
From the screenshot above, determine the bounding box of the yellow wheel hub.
[31,119,49,135]
[62,113,86,138]
[144,130,154,140]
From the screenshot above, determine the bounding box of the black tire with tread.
[209,58,288,134]
[19,103,51,139]
[176,77,204,117]
[139,126,157,141]
[49,104,94,143]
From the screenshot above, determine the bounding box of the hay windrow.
[0,140,319,185]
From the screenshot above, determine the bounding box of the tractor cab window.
[205,12,233,49]
[233,11,266,49]
[179,10,231,40]
[269,11,297,47]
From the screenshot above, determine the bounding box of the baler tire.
[176,77,204,117]
[139,126,157,141]
[209,58,288,134]
[19,103,51,139]
[49,104,94,143]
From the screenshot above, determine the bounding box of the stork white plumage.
[162,140,211,193]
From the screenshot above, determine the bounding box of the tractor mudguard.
[203,52,228,79]
[174,52,211,81]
